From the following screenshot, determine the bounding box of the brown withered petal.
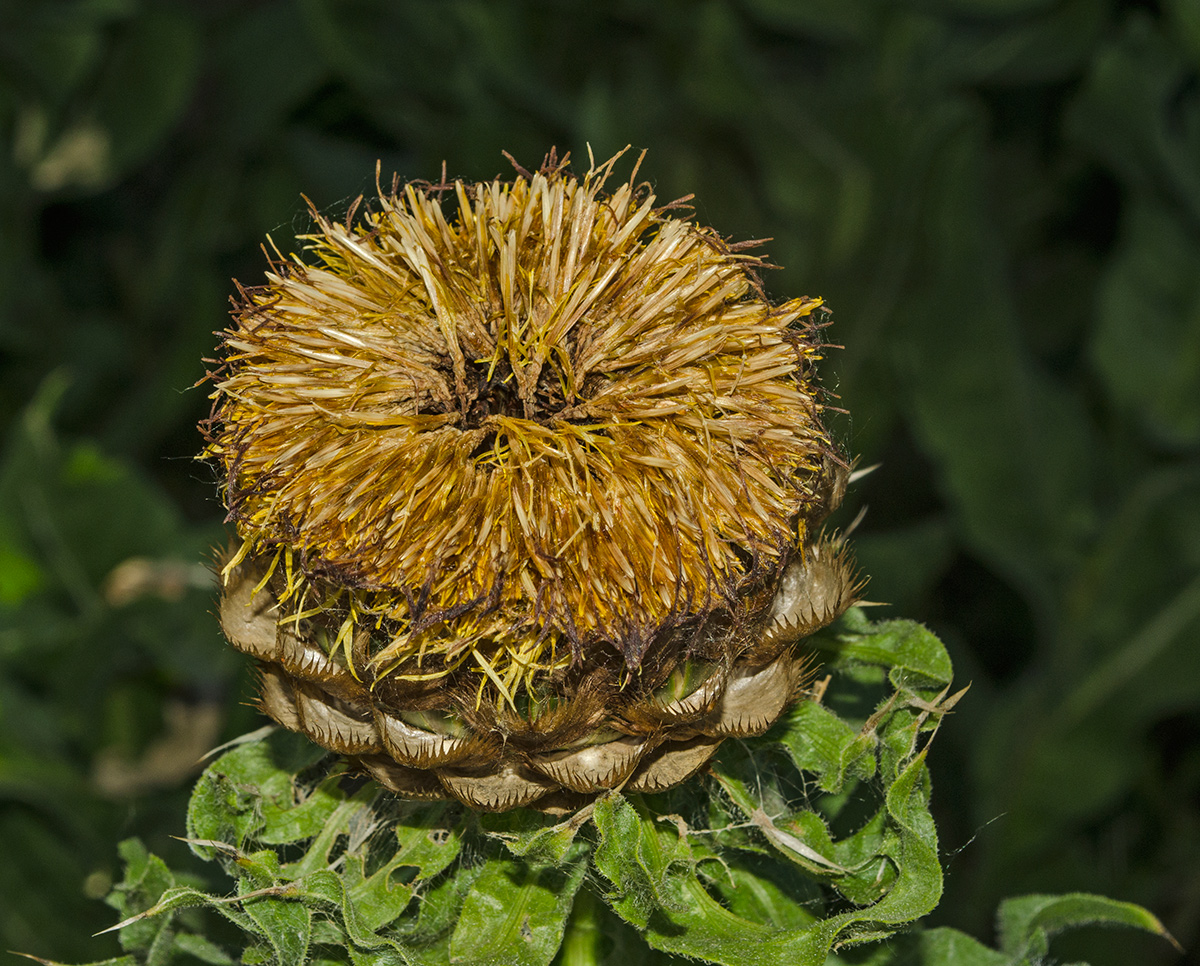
[528,735,647,793]
[219,556,277,660]
[356,755,447,800]
[763,538,863,647]
[709,653,803,738]
[624,736,724,794]
[436,762,558,811]
[374,710,490,769]
[293,683,383,756]
[256,665,302,732]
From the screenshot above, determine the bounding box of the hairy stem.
[559,885,603,966]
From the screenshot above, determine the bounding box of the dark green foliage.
[1,1,1197,964]
[0,380,250,960]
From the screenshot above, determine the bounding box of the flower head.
[205,150,842,713]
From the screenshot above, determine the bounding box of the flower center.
[461,360,526,429]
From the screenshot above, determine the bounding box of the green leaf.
[906,927,1010,966]
[812,754,943,954]
[699,853,821,932]
[89,8,202,178]
[341,805,462,936]
[710,752,854,877]
[0,538,45,604]
[448,849,589,966]
[888,120,1099,616]
[104,840,177,956]
[171,932,235,966]
[186,730,333,855]
[817,613,954,691]
[479,807,584,864]
[241,893,311,966]
[1067,14,1200,223]
[1091,198,1200,447]
[593,794,795,965]
[775,699,877,794]
[397,860,480,952]
[996,893,1180,960]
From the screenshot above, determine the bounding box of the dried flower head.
[204,150,859,809]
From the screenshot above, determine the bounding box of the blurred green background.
[1,0,1197,963]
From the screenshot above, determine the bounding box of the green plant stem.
[559,885,603,966]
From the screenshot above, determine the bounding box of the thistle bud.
[203,150,859,810]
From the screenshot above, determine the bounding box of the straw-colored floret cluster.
[205,151,861,808]
[205,151,837,708]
